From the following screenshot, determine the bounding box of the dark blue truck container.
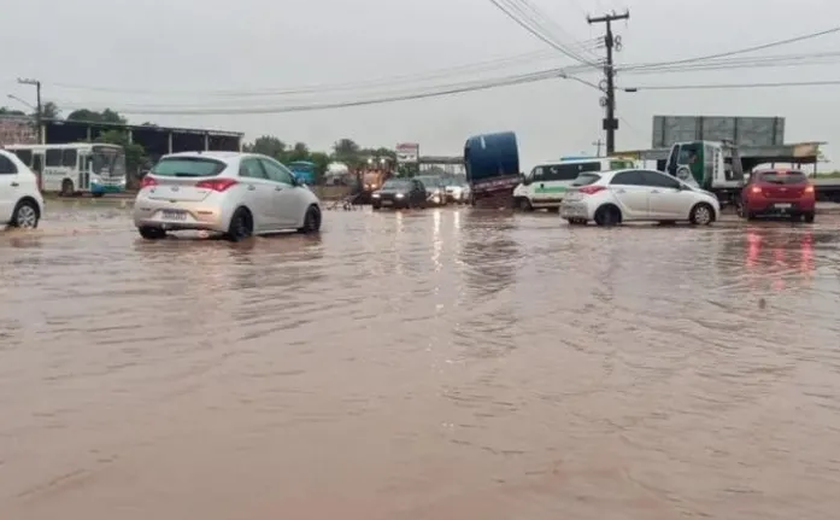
[463,131,521,206]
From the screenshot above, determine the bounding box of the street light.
[6,94,35,111]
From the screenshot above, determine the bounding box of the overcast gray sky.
[2,0,838,168]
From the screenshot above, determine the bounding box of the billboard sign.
[652,115,785,148]
[396,142,419,163]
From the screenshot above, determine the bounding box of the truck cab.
[665,140,745,206]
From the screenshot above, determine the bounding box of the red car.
[741,169,815,222]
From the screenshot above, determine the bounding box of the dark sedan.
[371,178,427,209]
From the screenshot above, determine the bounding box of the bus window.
[13,149,33,167]
[45,149,62,167]
[62,149,77,168]
[32,154,43,173]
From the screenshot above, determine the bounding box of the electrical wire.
[509,0,602,62]
[625,79,840,91]
[486,0,600,66]
[621,25,840,71]
[46,40,602,98]
[56,67,570,115]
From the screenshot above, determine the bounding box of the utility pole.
[587,10,628,155]
[17,78,42,144]
[592,138,604,156]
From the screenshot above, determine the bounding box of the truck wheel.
[516,198,533,212]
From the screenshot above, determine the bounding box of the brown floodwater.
[2,201,840,519]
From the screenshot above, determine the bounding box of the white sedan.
[133,151,322,241]
[0,150,44,230]
[559,169,719,226]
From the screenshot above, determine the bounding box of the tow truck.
[663,139,840,206]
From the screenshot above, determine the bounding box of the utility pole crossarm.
[587,11,629,24]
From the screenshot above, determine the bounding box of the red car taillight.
[578,185,606,195]
[804,184,814,194]
[749,185,762,194]
[140,176,158,188]
[196,178,238,192]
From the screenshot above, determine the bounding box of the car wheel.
[138,226,166,240]
[297,205,321,234]
[10,199,40,229]
[594,205,621,226]
[804,212,815,223]
[689,202,714,225]
[61,179,75,197]
[516,198,533,212]
[226,207,253,242]
[372,204,381,210]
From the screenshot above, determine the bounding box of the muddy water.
[2,201,840,520]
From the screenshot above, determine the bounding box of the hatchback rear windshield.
[572,173,601,186]
[151,157,226,177]
[756,171,808,184]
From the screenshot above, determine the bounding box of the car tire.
[372,204,381,210]
[516,197,533,212]
[804,212,815,223]
[297,205,321,234]
[138,226,166,240]
[594,205,621,226]
[10,199,40,229]
[226,207,253,242]
[689,203,714,226]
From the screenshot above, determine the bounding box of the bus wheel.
[61,179,75,197]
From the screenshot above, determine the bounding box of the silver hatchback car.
[133,151,322,241]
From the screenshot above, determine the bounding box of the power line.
[624,79,840,91]
[46,40,602,98]
[621,25,840,71]
[59,68,569,116]
[40,26,840,99]
[485,0,599,66]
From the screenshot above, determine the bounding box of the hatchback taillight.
[196,179,238,191]
[140,176,157,188]
[578,185,606,195]
[804,184,814,194]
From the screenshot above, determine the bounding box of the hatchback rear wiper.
[173,172,202,177]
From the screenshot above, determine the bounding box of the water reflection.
[745,227,816,276]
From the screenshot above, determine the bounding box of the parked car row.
[558,167,815,226]
[371,175,470,210]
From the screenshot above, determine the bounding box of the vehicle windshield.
[609,160,634,170]
[415,176,442,186]
[572,173,601,186]
[90,146,124,176]
[382,179,410,189]
[445,176,467,186]
[756,171,808,184]
[152,157,226,177]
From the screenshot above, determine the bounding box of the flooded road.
[2,201,840,520]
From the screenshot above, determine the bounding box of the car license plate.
[382,200,392,206]
[162,210,186,220]
[775,203,792,209]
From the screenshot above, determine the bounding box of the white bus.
[4,143,127,197]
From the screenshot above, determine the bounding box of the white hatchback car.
[559,169,719,226]
[0,149,45,230]
[133,151,322,241]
